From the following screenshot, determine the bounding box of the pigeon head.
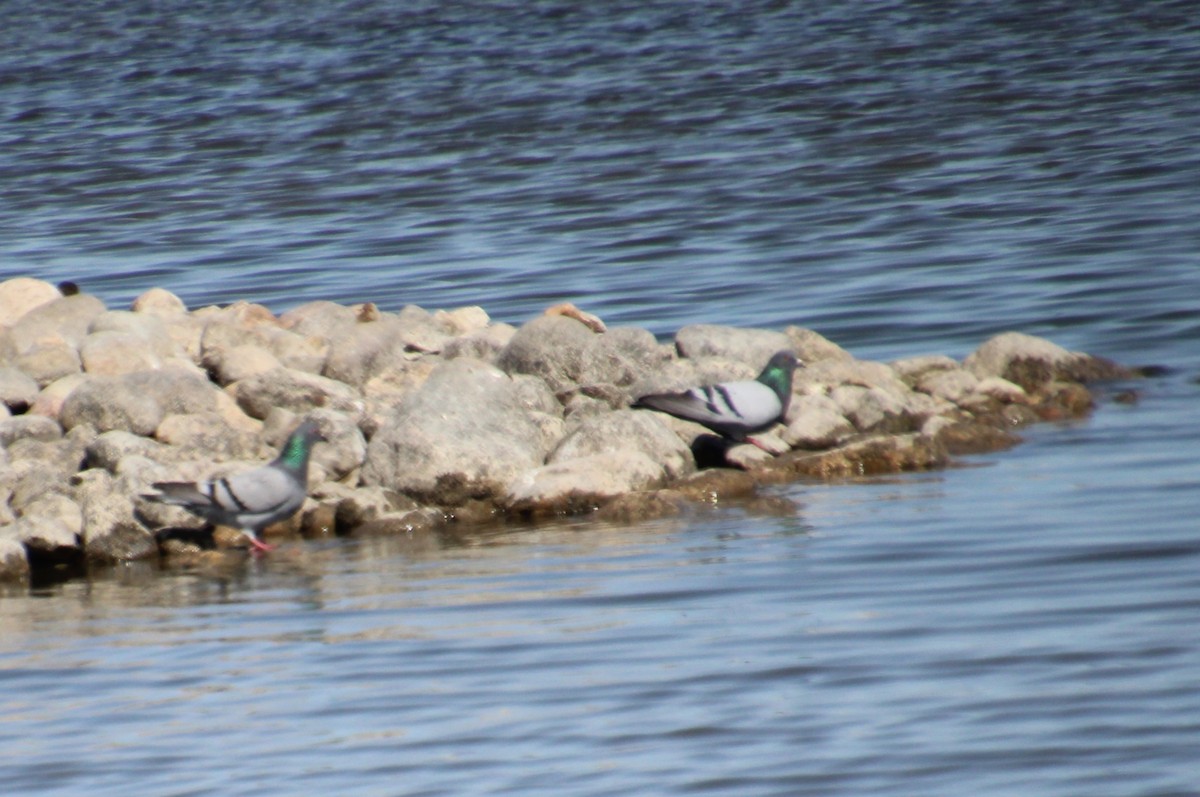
[756,350,802,408]
[277,419,327,472]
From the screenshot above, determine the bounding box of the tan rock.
[29,373,90,419]
[0,277,61,327]
[80,331,164,375]
[507,450,665,515]
[435,306,491,335]
[784,326,854,363]
[131,287,188,315]
[0,536,30,583]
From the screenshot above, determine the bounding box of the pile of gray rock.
[0,276,1134,583]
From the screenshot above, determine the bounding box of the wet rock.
[507,450,666,516]
[971,376,1029,405]
[672,468,760,503]
[0,536,30,583]
[769,433,948,480]
[329,485,417,529]
[932,419,1022,455]
[550,409,694,480]
[674,324,792,365]
[890,354,960,385]
[363,358,551,505]
[916,368,980,404]
[11,515,82,565]
[0,277,62,327]
[60,376,164,435]
[354,508,443,538]
[74,469,157,562]
[964,332,1133,392]
[0,415,63,447]
[230,366,362,420]
[0,366,39,412]
[1036,382,1095,420]
[593,489,686,523]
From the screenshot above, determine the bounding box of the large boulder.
[674,324,792,365]
[964,332,1132,392]
[497,315,638,396]
[0,415,63,447]
[10,514,82,565]
[74,469,158,562]
[200,301,328,375]
[362,358,552,505]
[9,293,107,352]
[0,277,61,327]
[131,287,188,316]
[60,376,163,435]
[0,366,39,412]
[549,409,694,481]
[229,367,362,420]
[506,451,666,515]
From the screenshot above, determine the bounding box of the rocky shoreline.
[0,276,1137,584]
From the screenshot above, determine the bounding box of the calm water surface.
[2,1,1200,794]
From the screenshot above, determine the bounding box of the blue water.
[2,1,1200,795]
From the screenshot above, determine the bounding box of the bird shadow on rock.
[690,434,740,469]
[152,526,218,551]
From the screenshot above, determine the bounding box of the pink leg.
[246,534,276,552]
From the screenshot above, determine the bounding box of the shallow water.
[3,1,1200,794]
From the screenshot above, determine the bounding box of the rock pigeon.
[143,419,326,552]
[633,350,801,450]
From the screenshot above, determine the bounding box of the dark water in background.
[2,1,1200,795]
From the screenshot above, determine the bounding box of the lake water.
[2,1,1199,795]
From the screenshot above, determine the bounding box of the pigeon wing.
[218,465,302,517]
[635,380,783,436]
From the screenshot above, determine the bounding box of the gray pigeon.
[633,350,801,449]
[143,419,326,551]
